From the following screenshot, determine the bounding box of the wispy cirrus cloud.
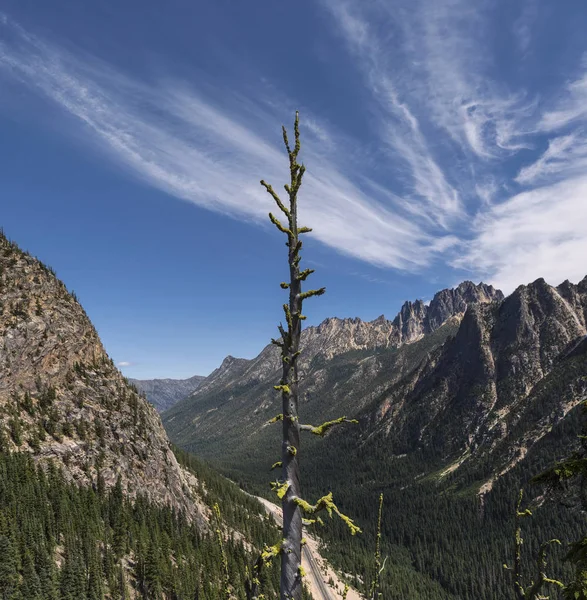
[539,70,587,131]
[2,4,587,295]
[319,0,587,292]
[0,13,456,272]
[516,132,587,184]
[319,0,463,228]
[454,175,587,293]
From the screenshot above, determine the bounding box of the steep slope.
[361,276,587,478]
[297,277,587,600]
[0,230,301,599]
[165,274,587,599]
[0,230,200,517]
[129,374,205,412]
[164,281,501,467]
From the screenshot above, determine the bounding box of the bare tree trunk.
[261,112,357,600]
[278,117,304,600]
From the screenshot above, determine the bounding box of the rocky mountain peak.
[0,232,201,518]
[426,281,503,332]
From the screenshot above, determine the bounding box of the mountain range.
[129,374,205,412]
[163,281,504,463]
[2,221,586,599]
[163,276,587,599]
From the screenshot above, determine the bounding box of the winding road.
[257,497,362,600]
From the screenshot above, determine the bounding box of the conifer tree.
[261,112,360,600]
[369,494,386,600]
[21,550,42,600]
[86,550,104,600]
[143,542,163,600]
[36,549,58,600]
[0,535,18,600]
[503,489,563,600]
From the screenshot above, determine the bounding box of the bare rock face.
[0,231,201,518]
[370,275,587,482]
[129,374,205,412]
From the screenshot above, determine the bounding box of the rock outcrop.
[0,231,201,518]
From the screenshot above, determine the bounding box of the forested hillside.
[0,450,284,599]
[166,275,587,599]
[0,229,291,599]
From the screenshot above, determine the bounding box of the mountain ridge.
[164,275,587,497]
[163,274,587,598]
[0,230,202,518]
[163,280,503,465]
[129,374,205,412]
[186,280,502,397]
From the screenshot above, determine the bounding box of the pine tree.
[20,550,42,600]
[59,544,87,600]
[86,550,104,600]
[36,549,58,600]
[503,490,563,599]
[143,542,163,600]
[0,535,18,600]
[531,398,587,599]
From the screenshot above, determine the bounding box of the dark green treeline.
[0,450,282,599]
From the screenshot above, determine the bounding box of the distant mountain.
[361,276,587,479]
[163,281,503,460]
[129,374,205,412]
[163,276,587,599]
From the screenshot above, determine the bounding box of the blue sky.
[1,1,586,379]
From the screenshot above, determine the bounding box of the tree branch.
[293,492,361,535]
[269,212,292,236]
[261,180,291,218]
[298,288,326,301]
[300,417,358,437]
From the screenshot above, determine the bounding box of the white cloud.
[320,0,587,291]
[516,132,587,185]
[1,8,587,295]
[117,361,133,367]
[454,176,587,293]
[0,15,453,271]
[513,0,539,55]
[540,71,587,131]
[318,0,464,228]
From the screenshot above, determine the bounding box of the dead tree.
[260,112,360,600]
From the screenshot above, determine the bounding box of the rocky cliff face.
[130,374,205,412]
[0,231,201,518]
[360,276,587,490]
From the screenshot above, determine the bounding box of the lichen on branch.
[300,416,358,437]
[293,492,361,535]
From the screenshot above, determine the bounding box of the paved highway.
[302,542,334,600]
[256,497,334,600]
